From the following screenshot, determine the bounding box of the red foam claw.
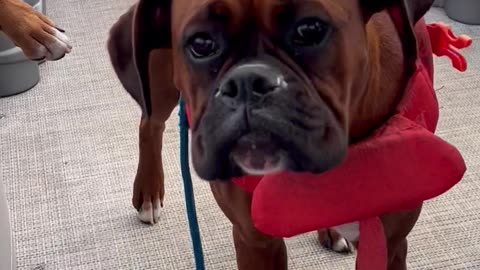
[450,34,473,49]
[445,47,467,72]
[427,23,472,72]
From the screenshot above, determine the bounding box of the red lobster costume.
[184,7,472,270]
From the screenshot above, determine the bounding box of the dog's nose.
[217,62,287,107]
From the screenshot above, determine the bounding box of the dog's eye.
[292,18,330,47]
[188,33,219,58]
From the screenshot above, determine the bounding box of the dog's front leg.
[132,116,167,224]
[318,206,422,270]
[107,5,178,224]
[131,47,178,224]
[380,205,423,270]
[210,182,288,270]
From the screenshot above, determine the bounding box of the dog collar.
[182,17,471,270]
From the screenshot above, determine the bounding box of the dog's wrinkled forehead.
[171,0,352,37]
[171,0,245,33]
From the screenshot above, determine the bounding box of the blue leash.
[178,98,206,270]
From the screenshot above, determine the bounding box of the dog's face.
[132,0,432,181]
[171,0,377,180]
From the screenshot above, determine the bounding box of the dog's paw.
[0,0,72,60]
[137,198,162,225]
[132,180,164,225]
[22,26,72,61]
[318,229,355,254]
[32,26,72,61]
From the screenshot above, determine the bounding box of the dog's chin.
[230,132,288,176]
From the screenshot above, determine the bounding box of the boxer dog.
[0,0,71,61]
[108,0,434,269]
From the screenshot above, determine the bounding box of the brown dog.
[0,0,71,60]
[107,0,435,269]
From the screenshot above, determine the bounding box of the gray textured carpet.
[1,1,480,269]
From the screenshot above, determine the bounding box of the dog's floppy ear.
[107,0,175,117]
[361,0,434,24]
[361,0,434,72]
[133,0,174,116]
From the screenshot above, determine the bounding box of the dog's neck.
[349,12,406,142]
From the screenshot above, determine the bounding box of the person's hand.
[0,0,72,61]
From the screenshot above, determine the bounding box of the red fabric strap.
[357,218,387,270]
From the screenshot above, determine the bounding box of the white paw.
[43,27,72,60]
[29,45,48,60]
[28,27,72,61]
[137,198,162,225]
[332,237,355,253]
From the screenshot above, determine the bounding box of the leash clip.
[426,23,472,72]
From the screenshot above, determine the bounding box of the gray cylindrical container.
[445,0,480,25]
[0,0,45,97]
